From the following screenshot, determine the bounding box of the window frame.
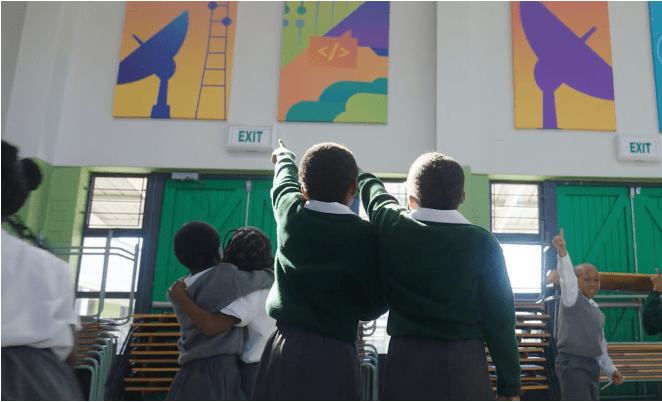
[83,173,151,238]
[489,181,545,300]
[77,173,152,311]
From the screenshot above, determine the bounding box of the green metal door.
[556,185,660,398]
[152,179,276,301]
[247,179,278,254]
[151,178,276,304]
[556,186,641,342]
[557,186,635,275]
[634,187,662,279]
[152,179,247,303]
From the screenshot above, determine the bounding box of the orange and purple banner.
[278,1,389,124]
[512,1,616,131]
[651,2,662,132]
[113,1,237,120]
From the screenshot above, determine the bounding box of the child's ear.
[344,179,359,206]
[350,179,358,195]
[301,185,310,200]
[408,195,419,210]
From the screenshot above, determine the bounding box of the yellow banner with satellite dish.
[512,1,616,131]
[113,1,237,120]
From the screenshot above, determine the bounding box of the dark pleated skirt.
[382,336,495,401]
[239,361,259,400]
[166,354,245,401]
[1,346,83,401]
[252,322,361,400]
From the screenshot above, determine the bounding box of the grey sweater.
[556,291,604,359]
[167,264,274,365]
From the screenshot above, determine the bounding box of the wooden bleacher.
[486,302,555,397]
[599,343,662,384]
[132,308,557,397]
[124,313,180,395]
[126,306,661,398]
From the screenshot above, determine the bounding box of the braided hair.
[221,227,274,272]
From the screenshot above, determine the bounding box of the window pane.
[77,237,142,293]
[359,181,406,220]
[88,177,148,229]
[501,244,542,293]
[491,183,539,234]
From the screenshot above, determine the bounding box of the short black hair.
[298,142,358,203]
[406,152,464,210]
[173,221,221,273]
[222,227,274,272]
[2,140,42,218]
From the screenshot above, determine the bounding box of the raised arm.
[270,140,301,211]
[478,239,521,399]
[357,172,401,229]
[168,279,239,337]
[553,229,579,307]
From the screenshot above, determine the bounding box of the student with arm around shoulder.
[168,226,277,399]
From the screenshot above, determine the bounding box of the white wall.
[5,2,76,161]
[5,1,436,173]
[1,1,27,137]
[437,2,662,178]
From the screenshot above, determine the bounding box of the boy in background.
[359,151,521,400]
[552,228,623,400]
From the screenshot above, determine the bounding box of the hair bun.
[19,159,42,191]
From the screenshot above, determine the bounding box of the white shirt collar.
[303,200,356,215]
[409,207,471,225]
[184,266,213,286]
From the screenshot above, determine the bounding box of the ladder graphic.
[195,1,232,120]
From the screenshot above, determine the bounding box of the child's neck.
[579,290,594,300]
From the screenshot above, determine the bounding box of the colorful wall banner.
[278,1,390,124]
[113,1,237,120]
[512,1,616,131]
[650,2,662,133]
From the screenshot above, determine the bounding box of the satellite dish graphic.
[520,2,614,129]
[116,11,189,119]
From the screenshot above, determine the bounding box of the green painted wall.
[8,159,90,277]
[459,167,489,229]
[16,158,54,231]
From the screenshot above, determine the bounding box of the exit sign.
[616,135,661,162]
[228,126,274,153]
